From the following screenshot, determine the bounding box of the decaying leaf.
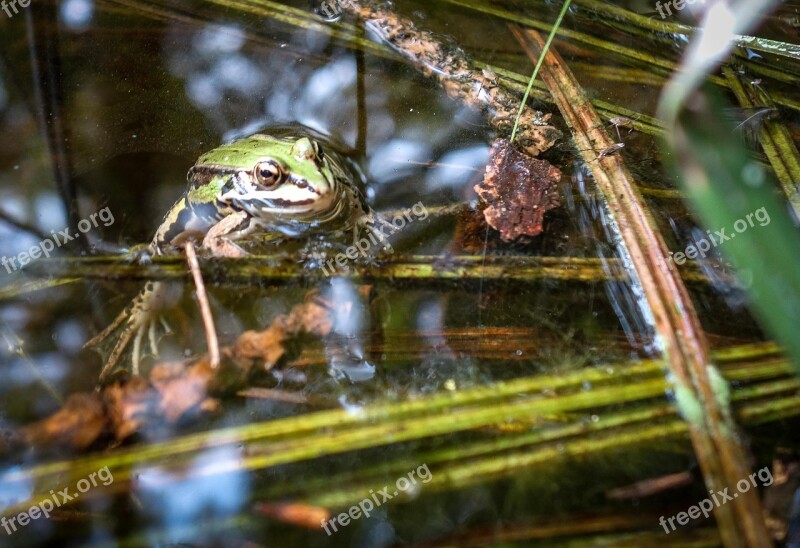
[21,393,106,451]
[149,359,220,423]
[103,376,156,441]
[231,324,290,370]
[255,502,331,529]
[229,295,334,369]
[474,138,562,242]
[9,294,339,451]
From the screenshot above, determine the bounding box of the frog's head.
[189,134,347,231]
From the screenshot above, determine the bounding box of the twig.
[510,26,772,547]
[17,254,719,288]
[25,4,85,252]
[237,387,336,408]
[338,0,561,156]
[184,241,219,368]
[237,387,309,405]
[443,0,800,114]
[354,13,368,156]
[571,0,800,63]
[0,208,49,241]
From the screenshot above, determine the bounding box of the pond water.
[0,0,798,546]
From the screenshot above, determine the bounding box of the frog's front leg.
[202,210,256,258]
[357,212,398,254]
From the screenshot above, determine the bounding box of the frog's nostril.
[296,179,309,189]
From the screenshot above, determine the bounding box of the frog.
[85,128,395,381]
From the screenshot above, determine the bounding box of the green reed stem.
[511,0,572,143]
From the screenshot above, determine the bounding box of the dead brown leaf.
[254,502,331,529]
[474,138,562,242]
[150,359,219,423]
[21,393,106,450]
[9,292,338,451]
[103,376,155,442]
[230,295,333,370]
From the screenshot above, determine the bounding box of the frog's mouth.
[219,173,340,221]
[233,194,329,217]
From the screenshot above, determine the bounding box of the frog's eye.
[254,160,284,188]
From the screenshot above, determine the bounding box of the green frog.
[86,128,392,381]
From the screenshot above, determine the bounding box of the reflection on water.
[324,278,376,383]
[137,445,250,544]
[568,160,656,353]
[60,0,94,30]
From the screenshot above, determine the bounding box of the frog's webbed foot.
[87,212,255,381]
[129,314,173,376]
[85,281,177,382]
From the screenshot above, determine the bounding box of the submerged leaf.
[255,502,331,529]
[8,295,338,450]
[21,394,106,451]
